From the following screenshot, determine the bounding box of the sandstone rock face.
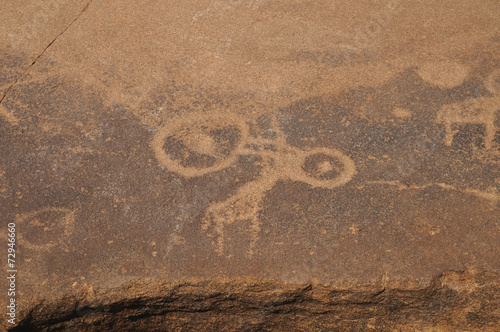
[1,0,499,330]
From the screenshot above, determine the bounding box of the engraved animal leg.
[484,97,499,149]
[486,123,495,149]
[444,122,454,146]
[202,177,276,256]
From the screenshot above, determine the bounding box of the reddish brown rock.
[1,0,499,330]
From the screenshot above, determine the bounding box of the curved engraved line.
[161,112,358,256]
[15,207,75,250]
[288,147,357,189]
[151,113,248,178]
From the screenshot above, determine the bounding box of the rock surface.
[1,0,499,330]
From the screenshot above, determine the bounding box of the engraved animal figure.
[152,112,356,256]
[436,68,500,149]
[16,207,76,250]
[436,95,499,149]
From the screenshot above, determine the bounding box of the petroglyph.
[367,180,499,205]
[392,107,412,118]
[16,207,76,250]
[436,95,499,149]
[0,103,18,125]
[151,113,248,178]
[485,68,500,95]
[153,112,356,255]
[435,67,500,149]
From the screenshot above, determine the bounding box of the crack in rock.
[0,0,93,106]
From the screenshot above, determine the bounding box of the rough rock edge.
[9,269,500,331]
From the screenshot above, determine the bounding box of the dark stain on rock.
[1,49,499,330]
[10,271,500,331]
[0,50,26,87]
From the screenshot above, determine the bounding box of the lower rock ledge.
[10,269,500,331]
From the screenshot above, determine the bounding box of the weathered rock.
[1,0,499,330]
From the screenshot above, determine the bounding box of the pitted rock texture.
[1,0,499,330]
[11,271,500,331]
